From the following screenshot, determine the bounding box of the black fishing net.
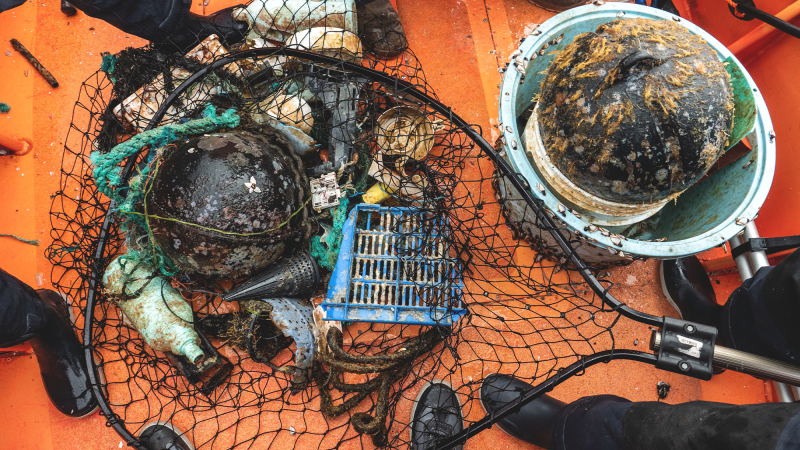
[46,4,640,449]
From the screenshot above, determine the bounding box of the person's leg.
[410,381,464,450]
[623,400,800,450]
[551,395,630,450]
[67,0,193,43]
[720,247,800,364]
[0,268,97,417]
[661,249,800,365]
[0,268,46,346]
[660,256,723,325]
[482,374,800,450]
[0,0,26,14]
[481,374,628,450]
[45,0,246,53]
[355,0,408,59]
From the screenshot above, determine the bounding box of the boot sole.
[138,421,196,450]
[409,379,463,446]
[659,260,684,319]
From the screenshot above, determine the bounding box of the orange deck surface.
[1,0,797,449]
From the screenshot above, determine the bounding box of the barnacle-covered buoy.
[146,131,303,278]
[536,18,734,209]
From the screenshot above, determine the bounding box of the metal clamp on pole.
[652,317,717,381]
[652,326,800,386]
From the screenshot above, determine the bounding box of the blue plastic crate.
[321,204,466,326]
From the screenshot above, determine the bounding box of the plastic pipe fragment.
[0,133,32,156]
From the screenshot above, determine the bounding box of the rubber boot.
[139,422,195,450]
[154,6,249,54]
[411,381,464,450]
[357,0,408,59]
[0,270,97,417]
[480,374,566,449]
[660,256,722,326]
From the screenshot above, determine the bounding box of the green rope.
[100,52,118,82]
[309,148,371,270]
[310,197,350,270]
[91,104,239,206]
[0,103,9,113]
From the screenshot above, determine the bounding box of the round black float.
[537,18,734,206]
[146,131,303,278]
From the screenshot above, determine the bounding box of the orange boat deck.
[2,0,800,448]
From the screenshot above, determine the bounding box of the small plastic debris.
[289,426,296,435]
[0,103,10,113]
[262,297,317,392]
[657,381,671,399]
[310,172,344,212]
[34,272,44,287]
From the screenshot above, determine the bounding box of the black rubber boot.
[0,270,98,418]
[139,422,195,450]
[480,374,566,449]
[154,6,249,54]
[357,0,408,59]
[31,290,98,417]
[660,256,723,326]
[411,382,463,450]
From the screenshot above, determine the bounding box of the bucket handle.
[614,50,663,83]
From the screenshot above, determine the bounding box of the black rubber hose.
[736,3,800,39]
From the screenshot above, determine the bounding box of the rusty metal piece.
[10,39,58,88]
[262,297,316,392]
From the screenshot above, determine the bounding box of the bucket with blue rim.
[496,2,775,266]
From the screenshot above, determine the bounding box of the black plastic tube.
[737,3,800,39]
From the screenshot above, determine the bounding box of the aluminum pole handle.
[652,332,800,386]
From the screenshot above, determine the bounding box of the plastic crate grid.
[322,204,466,325]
